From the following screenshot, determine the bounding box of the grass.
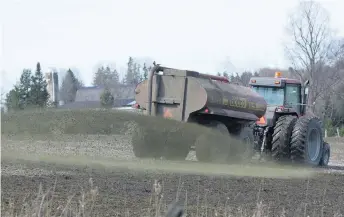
[1,108,254,165]
[1,108,202,136]
[1,109,211,152]
[2,179,343,217]
[3,109,344,143]
[1,178,99,217]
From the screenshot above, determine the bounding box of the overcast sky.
[1,0,344,94]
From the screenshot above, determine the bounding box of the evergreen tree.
[230,73,235,82]
[104,66,112,84]
[222,72,229,79]
[124,57,143,85]
[30,62,49,107]
[18,69,33,108]
[112,68,120,85]
[60,68,83,103]
[125,57,135,85]
[104,66,120,87]
[233,73,241,84]
[93,66,106,86]
[100,88,114,108]
[5,69,34,110]
[132,62,141,84]
[5,86,21,111]
[240,71,253,86]
[142,63,149,80]
[148,66,152,76]
[93,65,119,88]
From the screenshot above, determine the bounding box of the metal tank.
[134,65,267,122]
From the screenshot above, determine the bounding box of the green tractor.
[249,72,330,166]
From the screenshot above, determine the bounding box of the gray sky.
[1,0,344,94]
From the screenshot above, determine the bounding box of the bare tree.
[284,0,341,110]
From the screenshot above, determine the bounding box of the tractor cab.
[248,72,309,126]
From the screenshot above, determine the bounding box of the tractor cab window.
[252,86,284,106]
[285,84,301,113]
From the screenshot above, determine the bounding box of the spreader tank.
[134,66,267,122]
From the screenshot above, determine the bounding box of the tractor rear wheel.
[290,115,324,166]
[228,126,255,163]
[162,129,193,161]
[131,127,164,159]
[195,121,230,163]
[271,115,297,162]
[195,133,211,162]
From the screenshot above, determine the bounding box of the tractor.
[131,64,330,166]
[249,72,330,166]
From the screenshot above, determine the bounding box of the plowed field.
[2,135,344,217]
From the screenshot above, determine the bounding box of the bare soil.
[2,135,344,217]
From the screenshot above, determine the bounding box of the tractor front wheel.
[290,115,324,166]
[319,142,330,166]
[131,127,164,159]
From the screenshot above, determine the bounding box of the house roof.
[74,86,103,102]
[60,84,137,109]
[74,85,136,102]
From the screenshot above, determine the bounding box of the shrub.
[340,127,344,137]
[100,88,114,108]
[325,119,336,137]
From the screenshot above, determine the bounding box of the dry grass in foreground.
[2,178,343,217]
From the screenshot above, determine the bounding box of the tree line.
[92,57,152,107]
[92,57,150,88]
[216,1,344,134]
[3,1,344,134]
[5,62,50,111]
[4,57,151,110]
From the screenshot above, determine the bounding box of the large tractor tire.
[195,121,230,163]
[131,127,165,159]
[290,115,324,166]
[319,142,330,166]
[195,134,212,162]
[228,126,255,163]
[271,115,298,162]
[162,129,193,161]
